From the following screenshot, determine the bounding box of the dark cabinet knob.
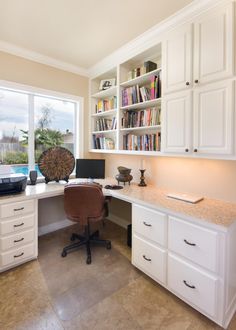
[186,82,190,86]
[194,149,198,152]
[185,148,189,152]
[194,79,199,83]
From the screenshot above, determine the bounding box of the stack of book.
[121,107,161,128]
[127,61,157,80]
[93,135,115,150]
[123,133,161,151]
[122,73,161,107]
[96,96,117,113]
[95,117,117,131]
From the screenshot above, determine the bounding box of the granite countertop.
[111,184,236,229]
[1,180,236,229]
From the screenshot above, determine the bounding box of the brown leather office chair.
[61,183,111,264]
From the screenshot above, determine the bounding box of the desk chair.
[61,183,111,264]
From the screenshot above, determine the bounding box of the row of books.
[95,96,117,113]
[95,117,117,132]
[93,135,115,150]
[127,61,157,81]
[121,107,161,128]
[123,133,161,151]
[122,73,161,107]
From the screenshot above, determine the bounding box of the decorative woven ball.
[38,147,75,183]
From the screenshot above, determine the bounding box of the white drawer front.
[0,243,35,267]
[132,204,167,247]
[0,199,35,219]
[168,216,218,272]
[132,234,167,284]
[0,229,35,251]
[168,254,217,317]
[0,214,35,236]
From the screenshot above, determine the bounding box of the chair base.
[61,227,111,264]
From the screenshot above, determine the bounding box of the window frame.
[0,80,84,174]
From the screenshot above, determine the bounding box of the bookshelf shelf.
[120,68,162,88]
[120,98,161,111]
[89,149,162,156]
[92,109,117,117]
[92,86,117,98]
[120,125,161,132]
[92,129,117,134]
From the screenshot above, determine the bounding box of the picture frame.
[99,78,116,91]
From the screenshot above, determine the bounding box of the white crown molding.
[0,40,89,77]
[88,0,229,78]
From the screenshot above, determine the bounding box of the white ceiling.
[0,0,193,70]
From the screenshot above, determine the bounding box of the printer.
[0,173,27,195]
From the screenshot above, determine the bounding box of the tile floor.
[0,220,235,330]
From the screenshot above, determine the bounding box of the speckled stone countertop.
[0,179,236,229]
[110,184,236,229]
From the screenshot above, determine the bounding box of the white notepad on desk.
[167,192,204,204]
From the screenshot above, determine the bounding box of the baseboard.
[38,219,74,236]
[108,213,130,229]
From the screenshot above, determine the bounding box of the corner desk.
[0,178,236,328]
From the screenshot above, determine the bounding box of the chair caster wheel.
[61,250,67,257]
[106,242,111,250]
[70,234,76,241]
[86,256,91,264]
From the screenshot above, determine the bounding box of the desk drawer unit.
[168,216,218,272]
[132,234,167,284]
[0,214,35,236]
[168,254,218,318]
[0,243,35,268]
[132,204,167,247]
[0,199,35,219]
[0,228,35,251]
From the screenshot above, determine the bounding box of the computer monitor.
[76,159,105,179]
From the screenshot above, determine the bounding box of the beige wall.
[0,51,89,152]
[98,154,236,203]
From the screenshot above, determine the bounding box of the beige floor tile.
[62,295,142,330]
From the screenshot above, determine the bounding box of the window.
[0,84,83,177]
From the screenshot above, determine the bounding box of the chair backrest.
[64,183,105,225]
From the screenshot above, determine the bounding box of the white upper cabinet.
[162,24,192,94]
[194,3,234,86]
[162,3,234,94]
[193,80,233,155]
[162,90,192,153]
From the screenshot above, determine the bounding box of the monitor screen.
[76,159,105,179]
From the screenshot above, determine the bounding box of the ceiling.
[0,0,193,70]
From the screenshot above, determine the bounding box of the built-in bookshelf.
[89,44,162,154]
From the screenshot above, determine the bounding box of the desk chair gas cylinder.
[61,183,111,264]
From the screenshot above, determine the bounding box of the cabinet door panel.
[193,81,233,154]
[162,23,192,94]
[162,91,192,153]
[194,3,233,84]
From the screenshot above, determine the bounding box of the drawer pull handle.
[183,280,196,289]
[143,255,151,262]
[143,221,152,227]
[14,252,24,258]
[184,239,196,246]
[14,207,24,211]
[14,238,24,243]
[14,223,24,228]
